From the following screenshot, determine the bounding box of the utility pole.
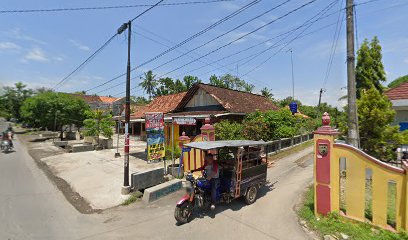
[346,0,359,148]
[118,21,131,194]
[318,88,324,107]
[289,49,295,100]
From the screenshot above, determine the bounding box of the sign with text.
[173,117,196,125]
[145,112,165,160]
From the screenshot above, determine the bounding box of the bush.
[214,120,243,140]
[165,147,181,160]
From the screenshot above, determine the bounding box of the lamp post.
[117,21,131,195]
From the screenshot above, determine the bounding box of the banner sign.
[145,112,165,160]
[173,117,196,125]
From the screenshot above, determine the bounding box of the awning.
[184,140,266,150]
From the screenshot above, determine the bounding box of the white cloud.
[7,28,46,45]
[69,39,90,51]
[0,41,20,50]
[54,56,64,61]
[404,58,408,64]
[22,48,49,62]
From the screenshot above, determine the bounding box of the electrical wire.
[55,0,164,91]
[52,34,118,90]
[157,0,318,79]
[239,0,339,78]
[0,0,236,14]
[322,0,345,89]
[84,0,261,93]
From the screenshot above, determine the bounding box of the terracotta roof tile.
[130,92,186,119]
[385,82,408,100]
[175,83,278,113]
[71,94,119,103]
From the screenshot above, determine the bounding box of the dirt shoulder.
[18,133,100,214]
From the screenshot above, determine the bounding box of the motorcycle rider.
[192,153,219,210]
[2,129,14,149]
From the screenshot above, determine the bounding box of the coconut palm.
[139,70,157,99]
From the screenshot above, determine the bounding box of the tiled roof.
[175,83,278,113]
[130,92,187,119]
[167,110,228,117]
[71,94,119,103]
[385,82,408,100]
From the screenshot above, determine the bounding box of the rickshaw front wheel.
[174,201,193,224]
[244,185,258,205]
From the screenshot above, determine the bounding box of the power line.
[138,0,292,78]
[119,0,336,96]
[53,34,118,90]
[322,0,345,88]
[55,0,164,91]
[239,0,338,78]
[157,0,319,79]
[0,0,236,14]
[85,0,261,92]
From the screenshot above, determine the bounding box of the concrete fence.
[264,133,313,156]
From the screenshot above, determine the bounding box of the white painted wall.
[186,88,219,108]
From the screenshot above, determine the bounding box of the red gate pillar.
[313,112,339,216]
[200,118,215,142]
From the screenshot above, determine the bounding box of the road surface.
[0,119,314,240]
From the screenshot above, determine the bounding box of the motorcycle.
[174,172,220,224]
[1,139,12,153]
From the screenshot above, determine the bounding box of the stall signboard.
[145,112,165,160]
[173,117,196,125]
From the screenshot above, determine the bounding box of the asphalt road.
[0,119,314,240]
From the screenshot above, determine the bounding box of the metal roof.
[184,140,266,150]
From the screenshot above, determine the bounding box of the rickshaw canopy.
[184,140,266,151]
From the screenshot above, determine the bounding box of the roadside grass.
[298,186,408,240]
[122,191,143,206]
[269,140,313,161]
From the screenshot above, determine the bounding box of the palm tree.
[139,70,157,99]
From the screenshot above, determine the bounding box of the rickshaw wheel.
[244,185,258,205]
[174,201,193,224]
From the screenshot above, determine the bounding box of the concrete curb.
[142,179,182,203]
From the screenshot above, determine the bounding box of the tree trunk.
[60,126,63,141]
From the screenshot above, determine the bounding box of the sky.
[0,0,407,107]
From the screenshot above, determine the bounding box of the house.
[121,83,278,143]
[385,82,408,130]
[71,94,125,115]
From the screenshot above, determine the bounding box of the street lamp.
[117,21,132,195]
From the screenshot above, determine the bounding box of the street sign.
[173,117,196,125]
[289,101,298,114]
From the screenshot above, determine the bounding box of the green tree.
[388,75,408,89]
[0,82,33,120]
[133,96,150,105]
[183,75,201,89]
[139,70,157,99]
[20,92,89,139]
[357,88,399,160]
[83,109,115,146]
[261,87,274,99]
[243,82,254,93]
[214,120,243,140]
[356,37,386,98]
[209,75,226,88]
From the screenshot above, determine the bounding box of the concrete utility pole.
[118,21,131,194]
[346,0,359,148]
[318,88,324,107]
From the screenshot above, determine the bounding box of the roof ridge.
[197,83,266,98]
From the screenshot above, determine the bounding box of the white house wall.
[186,88,220,108]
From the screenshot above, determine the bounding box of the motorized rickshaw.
[174,140,268,224]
